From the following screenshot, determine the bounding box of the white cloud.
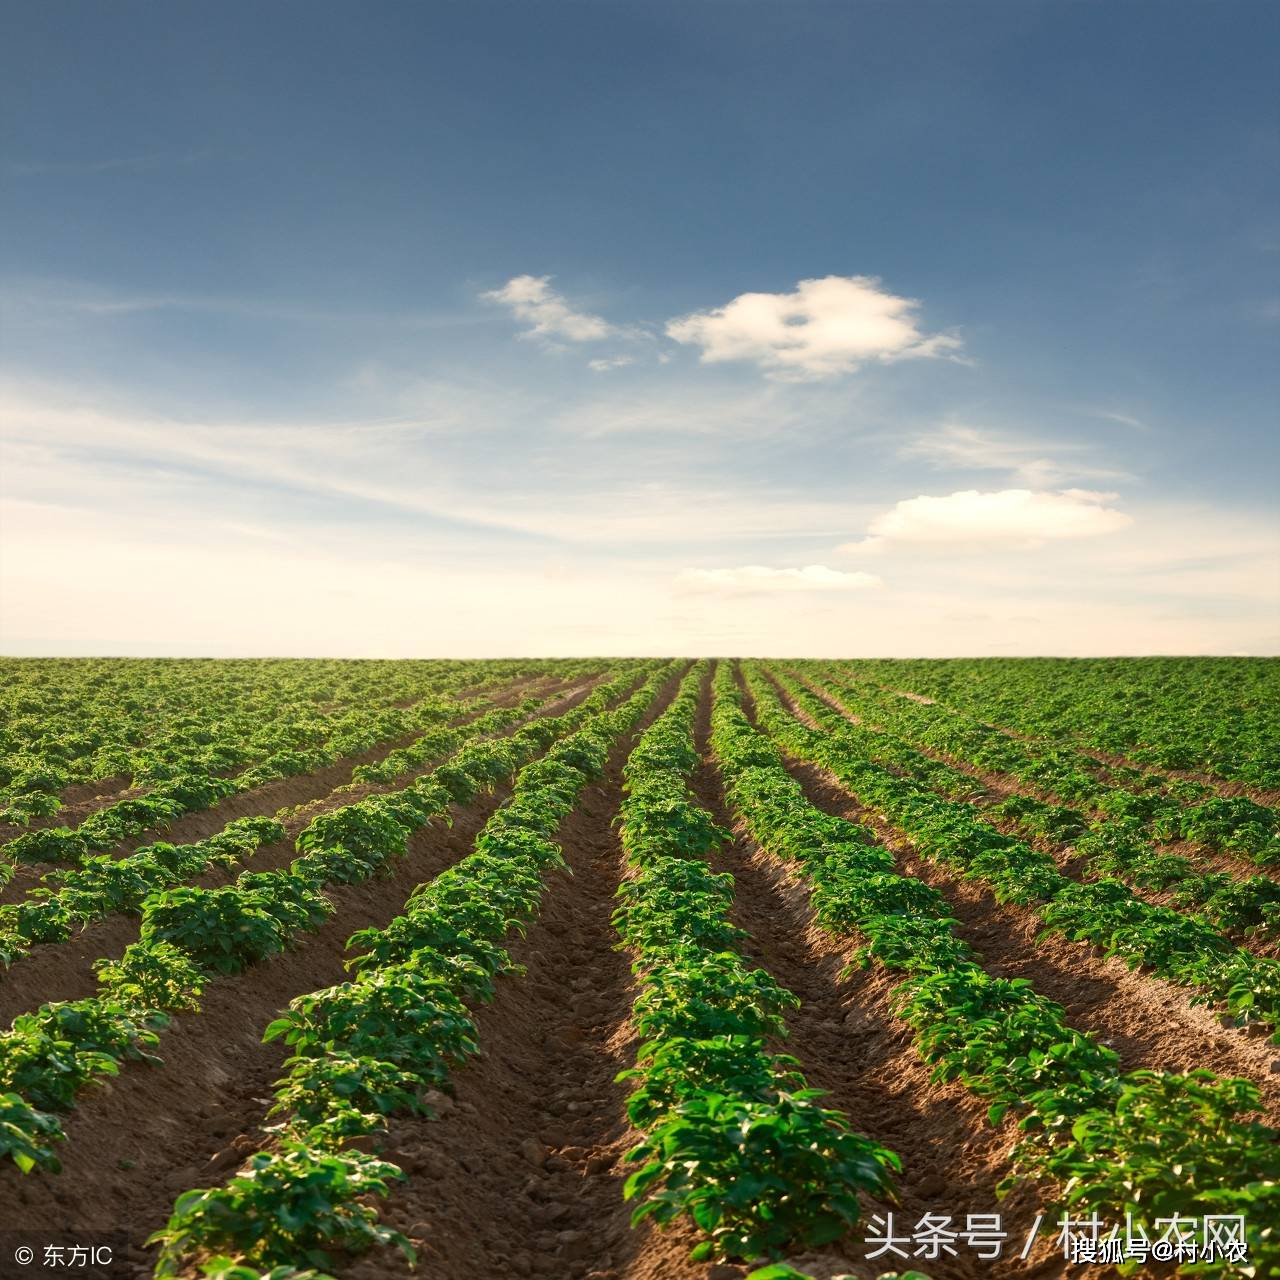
[665,274,960,380]
[587,355,635,373]
[5,490,1274,656]
[0,378,854,549]
[902,424,1129,487]
[5,380,1274,658]
[482,274,615,343]
[841,488,1133,553]
[677,564,883,592]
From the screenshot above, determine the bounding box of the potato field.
[0,656,1277,1280]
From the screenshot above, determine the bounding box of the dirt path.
[798,675,1280,972]
[340,667,696,1280]
[0,676,632,1274]
[0,676,563,846]
[0,777,522,1278]
[11,662,1260,1280]
[347,666,1053,1280]
[0,775,136,844]
[686,681,1048,1280]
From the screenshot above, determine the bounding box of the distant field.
[0,656,1277,1280]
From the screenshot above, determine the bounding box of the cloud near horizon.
[678,564,883,592]
[666,275,960,380]
[841,488,1134,553]
[2,375,1275,657]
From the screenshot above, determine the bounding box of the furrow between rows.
[0,678,607,1023]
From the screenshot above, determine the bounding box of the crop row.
[0,664,651,1178]
[0,690,573,969]
[805,661,1279,862]
[613,663,899,1268]
[0,658,541,826]
[145,664,674,1276]
[757,666,1280,1036]
[0,683,494,874]
[715,662,1279,1279]
[797,667,1280,937]
[0,658,413,815]
[847,657,1280,790]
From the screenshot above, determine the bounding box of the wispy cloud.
[678,564,883,592]
[2,277,480,329]
[587,355,635,373]
[1087,408,1151,432]
[6,486,1273,657]
[666,274,961,381]
[0,382,528,543]
[0,379,850,550]
[902,424,1130,486]
[5,148,213,177]
[3,380,1275,657]
[551,382,800,439]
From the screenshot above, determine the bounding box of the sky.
[1,0,1277,657]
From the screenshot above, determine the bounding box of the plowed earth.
[1,663,1275,1280]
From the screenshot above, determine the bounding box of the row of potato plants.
[0,666,648,1178]
[0,690,570,969]
[848,657,1279,790]
[0,682,495,875]
[145,665,674,1277]
[808,661,1279,864]
[757,666,1280,1037]
[0,659,486,776]
[0,815,286,969]
[716,663,1280,1279]
[2,670,591,918]
[335,667,597,789]
[1,661,600,884]
[0,658,527,827]
[0,658,380,821]
[613,663,900,1267]
[799,666,1280,935]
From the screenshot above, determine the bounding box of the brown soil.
[340,673,689,1280]
[786,673,1279,967]
[0,678,603,1029]
[0,678,539,844]
[1087,751,1280,809]
[2,663,1267,1280]
[0,777,136,843]
[0,673,637,1280]
[684,681,1057,1280]
[337,666,1057,1280]
[0,786,514,1279]
[750,683,1280,1120]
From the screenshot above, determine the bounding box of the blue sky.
[1,0,1277,655]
